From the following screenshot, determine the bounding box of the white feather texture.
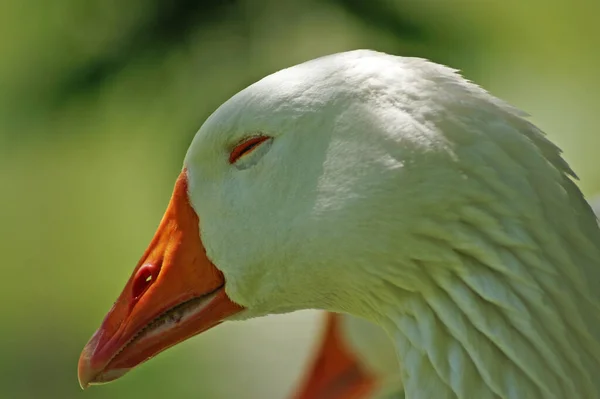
[183,50,600,398]
[337,195,600,398]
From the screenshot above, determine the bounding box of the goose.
[78,49,600,398]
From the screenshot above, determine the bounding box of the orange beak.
[78,170,244,388]
[293,313,376,399]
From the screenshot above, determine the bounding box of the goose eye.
[229,135,271,164]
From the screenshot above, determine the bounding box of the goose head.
[78,49,600,395]
[79,50,422,386]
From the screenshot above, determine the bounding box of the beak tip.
[77,353,92,390]
[78,335,99,390]
[78,338,133,389]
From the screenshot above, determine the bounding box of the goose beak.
[78,170,244,388]
[293,313,376,399]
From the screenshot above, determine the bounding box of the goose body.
[79,50,600,399]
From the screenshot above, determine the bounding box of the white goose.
[78,50,600,399]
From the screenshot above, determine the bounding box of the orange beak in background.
[293,313,376,399]
[78,170,244,388]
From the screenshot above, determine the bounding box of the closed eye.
[229,135,272,164]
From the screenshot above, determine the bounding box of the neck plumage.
[361,114,600,397]
[309,62,600,398]
[376,191,600,399]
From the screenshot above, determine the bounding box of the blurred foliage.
[0,0,599,398]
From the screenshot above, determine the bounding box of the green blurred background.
[1,0,599,398]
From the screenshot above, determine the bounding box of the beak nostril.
[132,262,161,302]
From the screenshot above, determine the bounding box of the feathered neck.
[320,59,600,397]
[312,62,600,398]
[371,162,600,398]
